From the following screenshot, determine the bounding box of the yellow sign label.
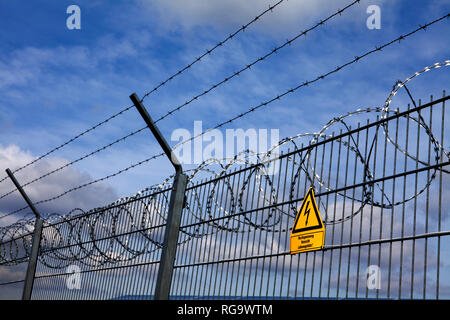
[290,187,325,254]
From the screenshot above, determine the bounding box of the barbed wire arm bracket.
[5,168,43,300]
[129,93,188,300]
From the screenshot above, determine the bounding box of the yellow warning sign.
[290,187,325,254]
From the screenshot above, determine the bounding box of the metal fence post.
[5,168,43,300]
[154,171,187,300]
[130,93,188,300]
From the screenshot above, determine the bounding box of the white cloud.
[0,144,118,223]
[136,0,366,34]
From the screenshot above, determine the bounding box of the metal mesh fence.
[1,93,449,300]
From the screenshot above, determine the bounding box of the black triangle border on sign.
[292,187,323,234]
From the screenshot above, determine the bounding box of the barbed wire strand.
[173,14,449,154]
[0,126,149,201]
[0,105,135,186]
[139,0,285,102]
[153,0,363,124]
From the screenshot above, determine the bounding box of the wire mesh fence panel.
[171,93,450,300]
[29,186,172,300]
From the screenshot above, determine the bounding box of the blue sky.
[0,0,449,219]
[0,0,450,300]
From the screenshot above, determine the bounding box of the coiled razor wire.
[0,61,449,268]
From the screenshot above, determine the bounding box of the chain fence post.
[5,168,44,300]
[130,93,188,300]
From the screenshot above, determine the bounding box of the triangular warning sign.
[292,187,323,234]
[290,187,325,254]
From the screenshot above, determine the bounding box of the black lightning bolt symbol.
[304,201,310,226]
